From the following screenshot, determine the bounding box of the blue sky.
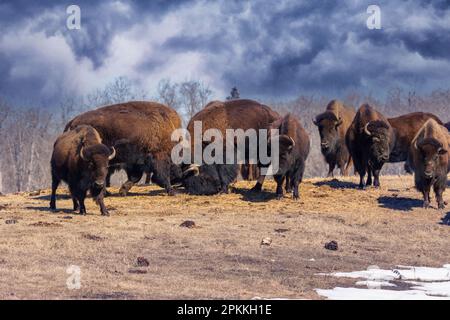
[0,0,449,106]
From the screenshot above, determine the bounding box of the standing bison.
[346,104,395,189]
[255,113,310,200]
[182,99,280,195]
[65,101,189,196]
[409,119,450,209]
[313,100,355,177]
[388,112,443,164]
[50,125,116,215]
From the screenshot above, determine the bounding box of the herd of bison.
[50,99,450,216]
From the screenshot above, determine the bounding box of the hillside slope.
[0,175,449,299]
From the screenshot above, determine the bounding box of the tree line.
[1,79,449,194]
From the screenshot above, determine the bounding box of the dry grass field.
[0,175,449,300]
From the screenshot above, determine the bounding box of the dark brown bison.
[65,101,191,196]
[182,99,280,195]
[388,112,443,164]
[346,104,395,189]
[409,119,450,209]
[313,100,355,177]
[50,125,116,215]
[252,113,310,199]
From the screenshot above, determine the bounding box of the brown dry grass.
[0,175,449,300]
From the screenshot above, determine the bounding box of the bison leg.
[285,176,292,193]
[50,176,60,210]
[77,190,87,215]
[119,165,144,196]
[434,182,445,210]
[422,183,432,209]
[251,175,265,192]
[327,161,335,178]
[275,175,285,200]
[366,168,373,186]
[342,155,353,176]
[373,169,381,188]
[95,192,109,216]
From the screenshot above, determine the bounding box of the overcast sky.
[0,0,449,106]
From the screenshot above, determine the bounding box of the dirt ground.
[0,175,449,300]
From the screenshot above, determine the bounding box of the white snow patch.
[316,265,450,300]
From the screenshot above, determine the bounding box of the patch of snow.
[316,264,450,300]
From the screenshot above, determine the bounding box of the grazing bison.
[346,104,395,189]
[183,99,280,195]
[50,125,116,215]
[254,113,310,199]
[313,100,355,177]
[65,101,189,196]
[409,119,450,209]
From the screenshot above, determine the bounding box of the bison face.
[80,144,116,196]
[272,135,296,175]
[416,139,448,179]
[314,117,342,155]
[364,121,391,166]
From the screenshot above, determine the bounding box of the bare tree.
[156,79,180,110]
[179,80,212,119]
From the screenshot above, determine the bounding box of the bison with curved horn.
[64,101,198,196]
[253,113,310,200]
[50,125,116,215]
[409,119,450,209]
[313,100,355,177]
[346,104,395,189]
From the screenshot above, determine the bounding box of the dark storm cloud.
[0,0,449,105]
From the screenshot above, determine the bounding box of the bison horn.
[108,147,116,160]
[183,164,200,178]
[312,118,318,126]
[80,147,87,161]
[288,136,295,147]
[364,123,372,136]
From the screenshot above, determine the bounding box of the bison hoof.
[423,201,430,209]
[101,211,110,217]
[293,195,299,200]
[276,194,283,200]
[167,189,177,196]
[438,203,445,210]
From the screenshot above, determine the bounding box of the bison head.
[80,144,116,196]
[415,138,448,179]
[269,134,296,175]
[363,120,392,167]
[313,113,343,155]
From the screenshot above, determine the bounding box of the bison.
[346,104,395,189]
[50,125,116,215]
[313,100,355,177]
[409,119,450,209]
[253,113,310,199]
[182,99,280,195]
[65,101,192,196]
[388,112,443,163]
